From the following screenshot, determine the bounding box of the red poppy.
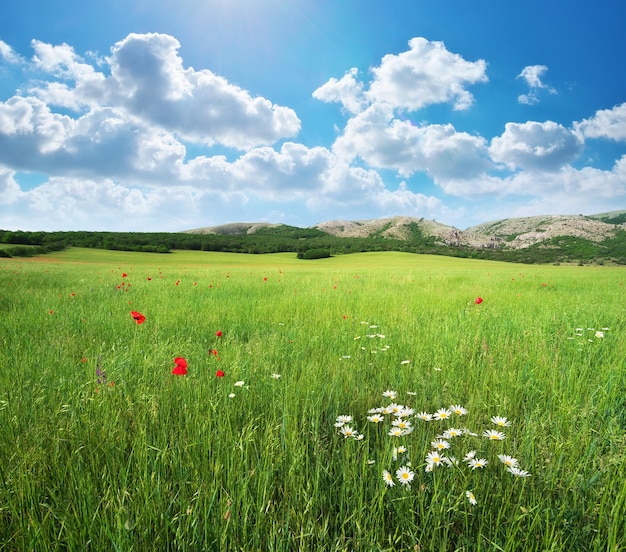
[216,369,225,377]
[131,311,146,324]
[172,357,188,375]
[122,273,127,278]
[474,297,483,305]
[211,349,218,356]
[215,330,223,337]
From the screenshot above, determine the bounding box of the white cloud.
[308,163,444,221]
[106,33,300,149]
[575,102,626,141]
[367,37,488,111]
[489,121,583,172]
[313,37,487,115]
[25,33,300,150]
[0,167,22,204]
[333,103,491,179]
[312,68,366,114]
[231,142,332,198]
[437,153,626,212]
[0,40,24,64]
[517,65,556,105]
[1,32,625,233]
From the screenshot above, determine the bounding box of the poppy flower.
[131,311,146,324]
[216,369,225,377]
[474,297,483,305]
[215,330,223,337]
[172,357,188,375]
[122,273,127,278]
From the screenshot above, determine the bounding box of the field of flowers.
[0,249,624,551]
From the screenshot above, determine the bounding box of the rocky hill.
[186,222,283,235]
[313,216,501,248]
[188,211,626,251]
[466,213,626,249]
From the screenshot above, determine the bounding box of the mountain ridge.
[186,211,626,250]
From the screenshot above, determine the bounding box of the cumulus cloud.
[314,37,487,114]
[575,102,626,141]
[435,154,626,219]
[230,142,333,198]
[367,37,488,111]
[312,68,367,115]
[22,33,300,150]
[308,165,445,221]
[0,40,24,64]
[0,96,189,180]
[0,167,22,203]
[333,103,492,180]
[489,120,583,172]
[105,33,301,148]
[517,65,556,105]
[1,32,624,232]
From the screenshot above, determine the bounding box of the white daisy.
[468,458,488,470]
[382,470,395,487]
[396,466,415,486]
[388,427,404,437]
[443,427,463,439]
[463,450,477,463]
[426,451,446,467]
[507,467,531,477]
[340,426,357,438]
[490,416,511,427]
[391,419,412,431]
[396,407,415,418]
[431,439,450,451]
[497,454,520,468]
[433,408,452,420]
[483,429,506,441]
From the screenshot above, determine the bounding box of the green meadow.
[0,249,624,551]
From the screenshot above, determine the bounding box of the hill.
[189,211,626,251]
[2,211,625,264]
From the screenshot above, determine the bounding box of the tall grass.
[0,249,624,551]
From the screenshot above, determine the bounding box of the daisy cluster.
[335,390,531,505]
[567,326,610,348]
[346,322,390,358]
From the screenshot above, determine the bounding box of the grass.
[0,248,625,551]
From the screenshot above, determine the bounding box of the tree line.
[0,227,624,265]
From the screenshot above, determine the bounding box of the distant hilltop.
[186,211,626,250]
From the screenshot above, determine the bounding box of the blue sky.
[1,0,625,232]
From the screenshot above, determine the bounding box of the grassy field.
[0,248,624,551]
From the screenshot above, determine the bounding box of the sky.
[1,0,625,232]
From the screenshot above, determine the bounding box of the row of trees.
[1,228,624,265]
